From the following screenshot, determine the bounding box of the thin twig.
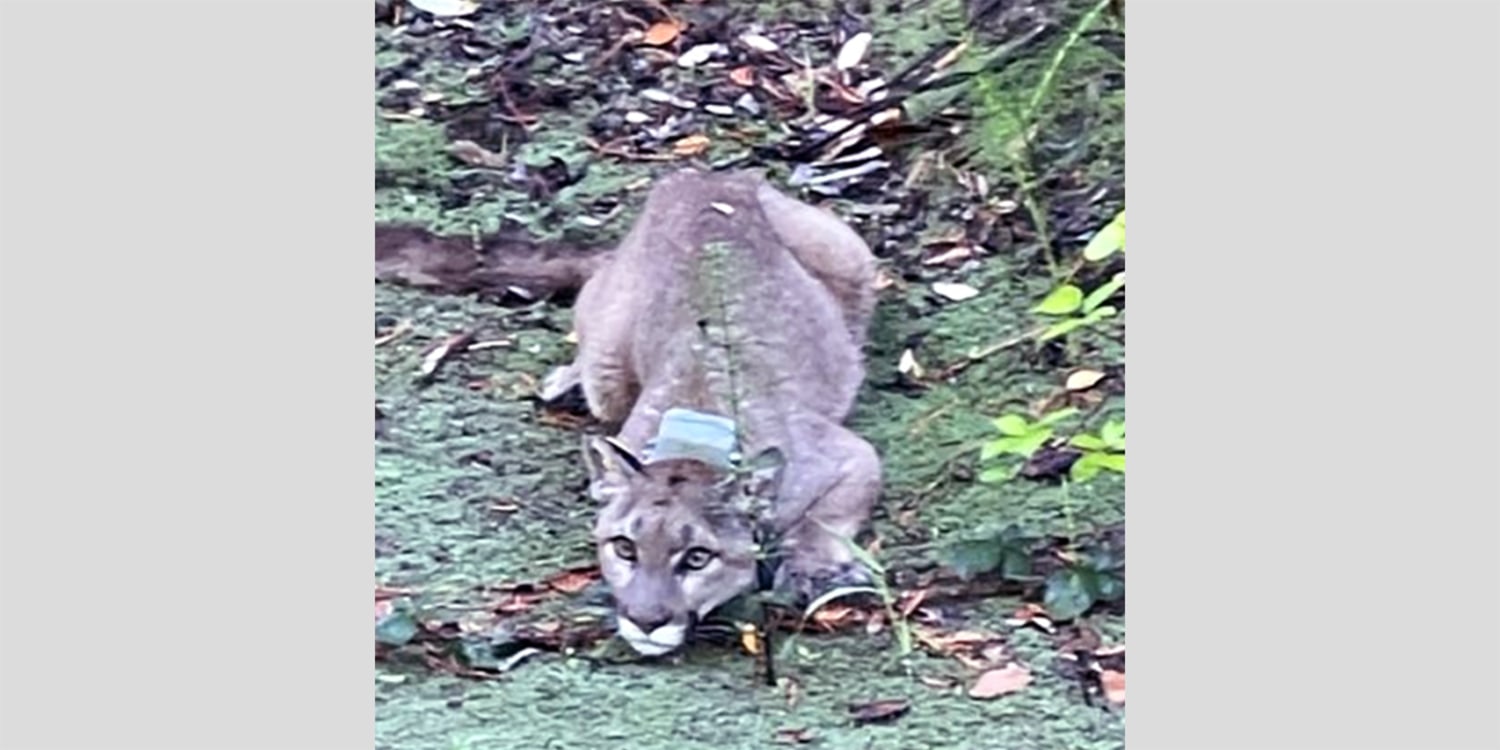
[931,324,1047,380]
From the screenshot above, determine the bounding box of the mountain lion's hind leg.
[756,184,878,347]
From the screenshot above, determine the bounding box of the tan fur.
[574,169,883,655]
[375,168,884,656]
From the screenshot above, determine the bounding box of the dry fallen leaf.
[897,588,929,617]
[740,31,781,53]
[932,281,980,301]
[447,139,507,168]
[836,31,873,70]
[407,0,478,17]
[918,674,960,690]
[738,623,762,655]
[672,134,712,156]
[810,604,861,630]
[872,268,897,291]
[1005,603,1056,633]
[375,319,414,346]
[774,727,814,745]
[418,331,477,379]
[1065,368,1107,391]
[1099,669,1126,705]
[968,663,1033,700]
[676,43,724,68]
[544,568,599,594]
[897,348,926,379]
[913,627,996,655]
[848,697,911,725]
[729,66,756,87]
[642,20,681,46]
[922,245,975,266]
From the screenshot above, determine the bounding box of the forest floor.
[375,0,1126,747]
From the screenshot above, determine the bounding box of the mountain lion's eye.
[680,547,715,570]
[611,537,638,562]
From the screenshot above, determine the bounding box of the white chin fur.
[618,618,687,656]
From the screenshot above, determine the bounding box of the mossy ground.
[376,0,1124,747]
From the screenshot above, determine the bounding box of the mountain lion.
[376,168,882,657]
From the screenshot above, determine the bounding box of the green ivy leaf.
[375,609,420,647]
[1100,419,1126,449]
[1037,407,1080,428]
[1081,272,1126,314]
[1095,572,1125,602]
[978,466,1014,484]
[985,436,1033,457]
[993,414,1031,437]
[1069,434,1108,451]
[1040,318,1087,341]
[1086,305,1118,323]
[1098,453,1126,474]
[1015,429,1053,458]
[979,439,1006,461]
[1070,454,1104,482]
[941,538,1004,580]
[1043,568,1097,621]
[999,547,1034,579]
[1082,211,1125,262]
[1033,284,1084,316]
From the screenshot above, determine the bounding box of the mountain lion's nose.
[630,613,673,632]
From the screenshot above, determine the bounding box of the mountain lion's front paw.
[773,559,876,607]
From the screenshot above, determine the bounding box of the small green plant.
[940,523,1035,581]
[978,406,1079,483]
[1082,209,1125,262]
[937,525,1124,621]
[1067,418,1125,482]
[1033,271,1124,341]
[1043,543,1124,620]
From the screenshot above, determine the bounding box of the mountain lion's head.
[584,436,785,656]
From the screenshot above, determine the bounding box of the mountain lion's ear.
[583,435,648,485]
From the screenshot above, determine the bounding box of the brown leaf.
[1005,603,1056,633]
[810,604,863,630]
[642,20,680,46]
[672,134,711,156]
[739,623,762,655]
[418,330,477,379]
[897,588,929,617]
[913,627,1000,656]
[918,674,959,690]
[447,139,507,168]
[1065,368,1107,391]
[922,245,975,266]
[545,568,599,594]
[849,697,911,725]
[729,66,756,87]
[1099,669,1126,705]
[495,590,550,614]
[968,663,1033,700]
[931,281,979,301]
[774,727,815,744]
[897,349,925,379]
